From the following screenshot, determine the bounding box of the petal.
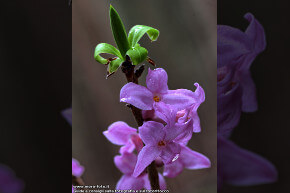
[239,70,258,112]
[217,84,242,137]
[190,110,201,133]
[120,82,154,110]
[62,107,72,125]
[0,164,24,193]
[103,121,137,145]
[217,25,252,68]
[119,141,135,154]
[119,134,143,154]
[72,158,84,177]
[244,13,266,62]
[139,121,165,145]
[191,83,205,111]
[130,134,144,153]
[114,152,137,175]
[143,173,167,190]
[158,173,167,190]
[146,68,168,94]
[173,122,193,145]
[133,146,161,177]
[153,102,176,128]
[163,159,184,178]
[218,136,278,186]
[116,175,144,190]
[162,89,196,111]
[180,145,211,170]
[160,142,181,164]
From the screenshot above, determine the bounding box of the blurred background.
[73,0,216,192]
[218,0,290,192]
[0,1,71,193]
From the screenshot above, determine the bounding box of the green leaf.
[108,57,123,74]
[94,43,122,64]
[110,5,130,58]
[126,44,148,66]
[128,25,159,47]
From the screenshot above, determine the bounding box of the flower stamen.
[153,96,160,102]
[158,140,166,147]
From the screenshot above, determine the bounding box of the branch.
[121,56,160,190]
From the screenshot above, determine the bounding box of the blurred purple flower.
[217,13,266,137]
[0,164,24,193]
[62,107,72,125]
[218,136,277,188]
[114,152,166,190]
[217,13,277,189]
[120,68,200,111]
[72,158,84,193]
[72,158,84,177]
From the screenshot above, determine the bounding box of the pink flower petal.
[133,146,161,177]
[163,159,184,178]
[180,145,211,169]
[114,152,137,175]
[103,121,137,146]
[139,121,165,145]
[120,82,154,110]
[72,158,84,177]
[219,137,277,186]
[146,68,168,94]
[162,89,197,111]
[160,142,181,164]
[116,174,144,190]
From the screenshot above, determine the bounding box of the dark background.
[218,0,290,192]
[0,1,71,193]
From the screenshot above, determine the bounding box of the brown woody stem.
[72,174,85,186]
[121,56,160,190]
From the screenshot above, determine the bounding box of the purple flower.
[163,145,210,178]
[133,121,182,177]
[62,107,72,125]
[114,152,166,190]
[217,136,277,188]
[103,121,143,154]
[217,13,266,136]
[72,158,84,193]
[0,164,24,193]
[72,158,84,177]
[120,68,199,111]
[153,102,194,145]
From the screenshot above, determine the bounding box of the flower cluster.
[217,13,277,188]
[104,68,210,190]
[0,164,24,193]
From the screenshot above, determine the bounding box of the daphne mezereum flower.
[217,13,266,136]
[120,68,200,111]
[103,121,143,154]
[62,107,72,126]
[72,158,84,193]
[72,158,84,177]
[163,145,210,178]
[217,135,277,188]
[0,164,24,193]
[114,152,166,190]
[133,121,183,177]
[153,101,203,146]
